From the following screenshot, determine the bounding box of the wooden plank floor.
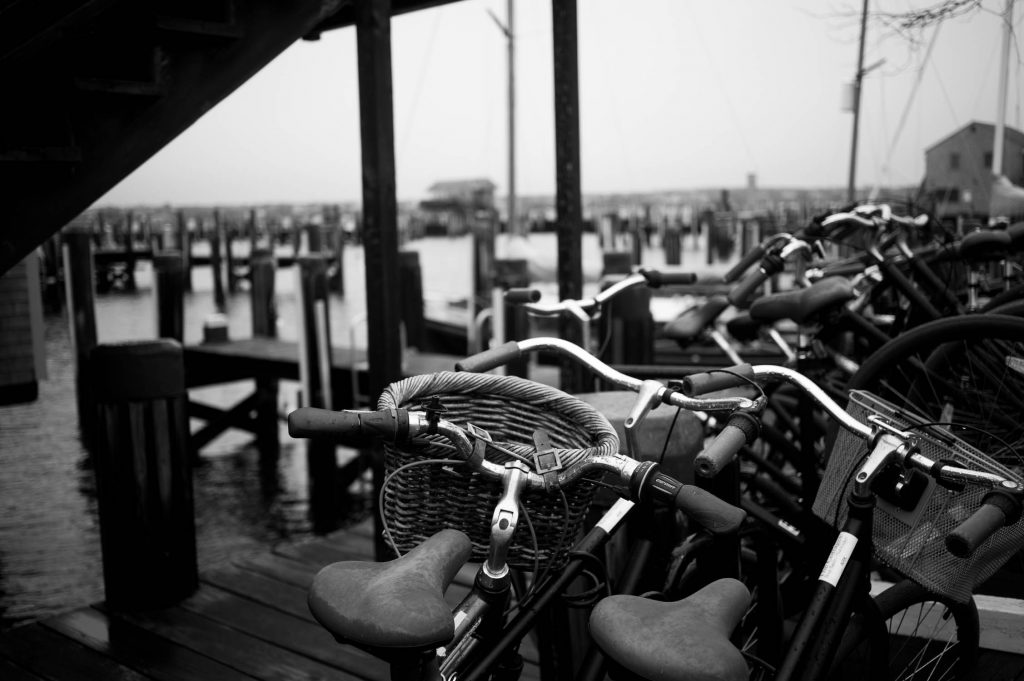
[1,519,1020,680]
[0,519,539,681]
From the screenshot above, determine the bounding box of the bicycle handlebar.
[945,485,1023,558]
[288,404,746,535]
[508,269,697,319]
[693,413,760,478]
[681,364,756,396]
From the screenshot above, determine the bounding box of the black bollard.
[90,340,197,609]
[153,251,185,342]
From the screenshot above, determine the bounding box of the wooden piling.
[597,274,653,369]
[90,340,197,609]
[122,212,137,292]
[602,251,632,277]
[495,259,530,378]
[176,211,192,292]
[225,221,238,294]
[664,224,682,265]
[153,251,185,342]
[250,248,280,476]
[296,254,340,534]
[398,250,426,350]
[62,226,98,450]
[210,212,226,313]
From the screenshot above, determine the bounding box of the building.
[417,179,497,235]
[922,121,1024,218]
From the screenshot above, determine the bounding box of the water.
[0,231,725,630]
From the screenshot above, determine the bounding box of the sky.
[95,0,1020,206]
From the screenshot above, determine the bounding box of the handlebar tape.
[455,341,523,373]
[945,488,1022,558]
[287,407,409,446]
[640,268,698,287]
[636,466,745,534]
[694,413,761,478]
[681,364,755,396]
[724,244,767,283]
[505,288,542,304]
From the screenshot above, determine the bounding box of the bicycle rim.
[873,580,980,681]
[846,314,1024,463]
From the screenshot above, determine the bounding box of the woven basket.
[376,371,620,570]
[813,390,1024,603]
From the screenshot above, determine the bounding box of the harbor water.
[0,231,721,630]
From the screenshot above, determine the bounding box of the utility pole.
[847,0,869,203]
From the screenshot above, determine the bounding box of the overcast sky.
[95,0,1017,206]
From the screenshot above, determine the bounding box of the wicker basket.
[376,371,620,570]
[813,390,1024,603]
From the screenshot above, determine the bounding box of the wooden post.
[251,248,280,477]
[664,224,682,265]
[177,211,193,292]
[496,259,530,378]
[331,229,345,296]
[296,255,340,534]
[304,223,323,253]
[91,340,197,609]
[552,0,586,396]
[225,220,238,294]
[398,250,426,350]
[211,211,226,313]
[122,211,137,292]
[597,275,653,367]
[630,216,642,267]
[153,251,185,342]
[357,0,403,560]
[602,251,632,277]
[62,226,98,450]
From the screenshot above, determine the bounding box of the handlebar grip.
[639,268,698,287]
[681,364,755,396]
[694,413,760,478]
[506,288,541,304]
[287,407,409,446]
[638,468,745,534]
[455,341,523,373]
[945,489,1022,558]
[727,268,770,308]
[723,244,767,283]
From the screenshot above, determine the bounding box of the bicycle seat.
[308,529,472,650]
[1004,222,1024,251]
[590,578,750,681]
[956,229,1010,261]
[749,276,855,325]
[725,312,761,342]
[663,295,731,345]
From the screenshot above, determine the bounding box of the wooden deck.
[0,519,542,681]
[1,519,1022,680]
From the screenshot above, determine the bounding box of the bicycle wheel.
[873,579,980,680]
[845,314,1024,463]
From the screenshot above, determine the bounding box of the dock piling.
[154,251,185,342]
[398,250,426,350]
[62,226,98,450]
[250,248,280,475]
[90,340,197,609]
[211,212,227,313]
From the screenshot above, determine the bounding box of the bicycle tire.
[873,579,980,680]
[845,314,1024,461]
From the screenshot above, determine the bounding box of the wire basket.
[813,390,1024,603]
[376,371,620,570]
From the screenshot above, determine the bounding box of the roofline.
[926,120,1024,153]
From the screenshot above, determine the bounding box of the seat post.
[387,650,441,681]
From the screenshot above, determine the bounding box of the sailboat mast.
[507,0,517,236]
[993,0,1014,176]
[847,0,870,202]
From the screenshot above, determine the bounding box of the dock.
[0,518,544,681]
[1,517,1022,681]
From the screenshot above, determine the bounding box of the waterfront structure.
[922,121,1024,218]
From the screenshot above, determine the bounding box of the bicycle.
[288,364,753,681]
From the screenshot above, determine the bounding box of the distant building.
[417,179,497,235]
[922,121,1024,218]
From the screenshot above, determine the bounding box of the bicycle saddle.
[663,295,731,345]
[725,312,761,342]
[749,276,854,325]
[590,578,750,681]
[308,529,471,650]
[956,229,1010,261]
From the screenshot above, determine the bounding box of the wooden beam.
[551,0,586,393]
[356,0,402,560]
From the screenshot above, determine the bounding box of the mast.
[847,0,869,203]
[993,0,1014,177]
[507,0,516,236]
